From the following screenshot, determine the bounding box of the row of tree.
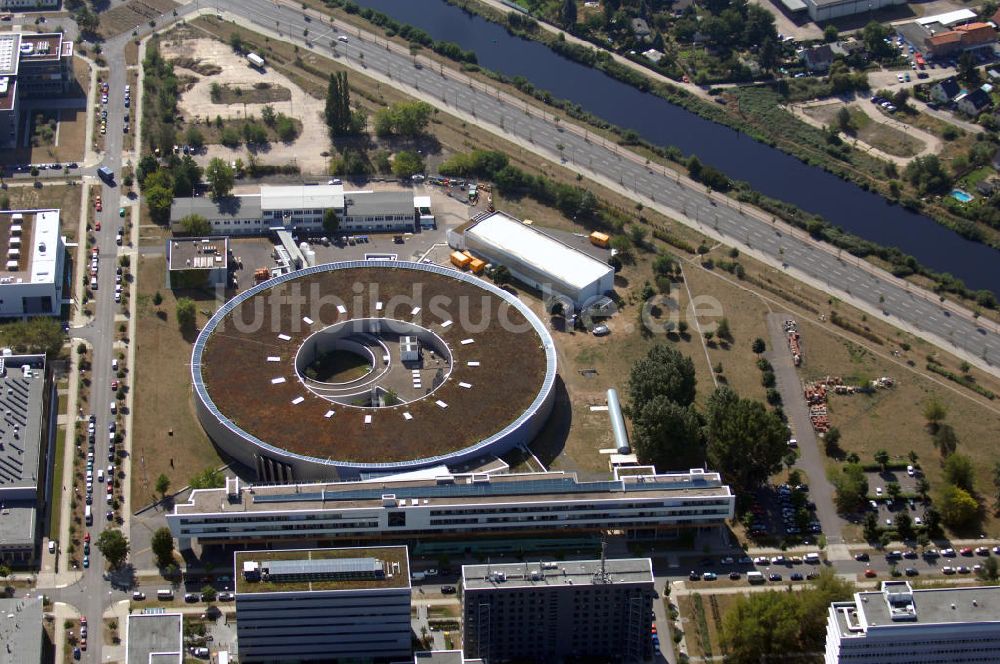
[627,345,787,496]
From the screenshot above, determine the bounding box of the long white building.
[825,581,1000,663]
[235,546,412,663]
[169,184,429,236]
[167,467,734,549]
[460,210,614,308]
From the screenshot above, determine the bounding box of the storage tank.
[305,249,317,266]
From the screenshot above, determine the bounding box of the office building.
[169,184,430,236]
[0,597,43,664]
[125,612,183,664]
[0,354,49,567]
[0,210,66,317]
[414,652,483,664]
[235,546,411,663]
[776,0,905,22]
[166,237,229,289]
[825,581,1000,663]
[459,210,614,308]
[167,466,734,549]
[0,0,60,9]
[896,10,997,59]
[462,557,655,663]
[0,32,74,148]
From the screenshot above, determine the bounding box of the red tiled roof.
[928,31,962,47]
[955,23,997,46]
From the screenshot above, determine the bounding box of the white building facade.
[0,210,65,317]
[826,581,1000,663]
[167,467,734,549]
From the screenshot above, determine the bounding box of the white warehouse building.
[462,211,614,308]
[0,210,65,317]
[825,581,1000,663]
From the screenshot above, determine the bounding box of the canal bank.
[340,0,1000,298]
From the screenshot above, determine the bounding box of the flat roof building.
[170,185,426,236]
[235,546,411,662]
[0,597,43,664]
[778,0,905,22]
[166,237,229,289]
[0,354,49,567]
[125,612,183,664]
[461,211,614,308]
[0,32,73,149]
[462,557,655,662]
[0,210,66,317]
[167,466,734,549]
[825,581,1000,663]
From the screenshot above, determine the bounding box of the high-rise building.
[461,557,655,663]
[0,32,73,149]
[825,581,1000,663]
[235,546,412,663]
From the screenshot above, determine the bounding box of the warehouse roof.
[261,184,344,211]
[169,195,261,224]
[344,190,414,217]
[465,212,613,292]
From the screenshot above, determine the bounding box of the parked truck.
[97,166,114,184]
[246,52,265,70]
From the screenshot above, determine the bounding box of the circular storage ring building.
[192,261,557,482]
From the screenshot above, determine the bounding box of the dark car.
[688,570,700,581]
[728,571,741,580]
[854,552,869,562]
[768,573,783,582]
[441,585,457,594]
[184,593,199,603]
[905,568,919,576]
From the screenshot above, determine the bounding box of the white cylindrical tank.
[306,249,317,266]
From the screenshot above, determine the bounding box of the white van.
[84,505,92,525]
[746,571,765,584]
[157,589,174,601]
[97,469,104,483]
[110,401,117,415]
[90,277,98,290]
[804,552,821,564]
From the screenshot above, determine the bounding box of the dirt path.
[787,97,937,168]
[160,37,329,173]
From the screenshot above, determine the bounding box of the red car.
[960,547,974,556]
[864,568,877,578]
[83,533,90,543]
[111,380,118,391]
[95,220,101,229]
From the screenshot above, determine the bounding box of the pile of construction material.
[803,375,894,432]
[783,319,802,366]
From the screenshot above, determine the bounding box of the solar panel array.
[261,557,382,581]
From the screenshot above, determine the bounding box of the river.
[352,0,999,294]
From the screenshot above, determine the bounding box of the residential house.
[631,18,651,39]
[800,44,836,72]
[956,87,992,116]
[930,77,962,103]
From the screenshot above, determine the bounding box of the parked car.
[440,586,457,594]
[132,591,146,600]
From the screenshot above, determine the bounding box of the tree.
[862,512,880,541]
[229,32,244,53]
[200,585,217,602]
[862,21,894,60]
[490,264,511,287]
[886,481,902,503]
[943,453,975,493]
[274,115,298,142]
[155,473,171,500]
[391,150,425,179]
[632,397,705,471]
[873,449,890,472]
[823,24,839,42]
[560,0,577,28]
[184,126,205,151]
[179,214,211,236]
[978,556,999,583]
[323,208,340,235]
[373,101,433,138]
[261,104,277,127]
[220,126,241,148]
[95,529,129,570]
[959,51,981,85]
[627,345,697,411]
[151,527,175,568]
[152,291,163,307]
[715,317,731,341]
[325,72,352,137]
[144,183,174,225]
[189,467,226,490]
[916,477,931,502]
[171,156,203,198]
[824,426,842,455]
[176,297,196,332]
[205,158,235,200]
[835,107,853,134]
[895,512,914,540]
[938,484,980,530]
[752,338,766,355]
[832,463,869,513]
[933,424,959,457]
[720,570,854,663]
[705,387,787,495]
[992,462,1000,512]
[923,398,947,430]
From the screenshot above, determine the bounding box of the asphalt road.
[195,0,1000,378]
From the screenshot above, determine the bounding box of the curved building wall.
[192,260,557,482]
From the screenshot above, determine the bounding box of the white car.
[907,465,915,476]
[875,487,883,496]
[592,324,610,336]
